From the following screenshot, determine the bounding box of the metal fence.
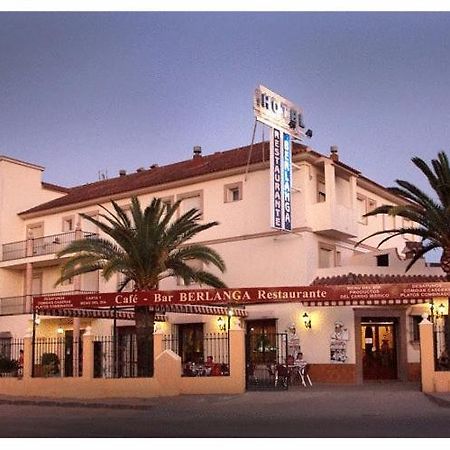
[163,333,230,377]
[2,231,97,261]
[434,318,449,371]
[32,337,82,378]
[93,334,153,378]
[0,338,24,378]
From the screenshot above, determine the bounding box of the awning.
[39,308,166,322]
[38,304,247,320]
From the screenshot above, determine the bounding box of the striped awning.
[40,308,166,322]
[38,304,247,320]
[151,303,247,317]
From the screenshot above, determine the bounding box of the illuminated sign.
[254,85,306,140]
[33,282,450,310]
[270,129,292,231]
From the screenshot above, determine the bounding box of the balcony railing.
[1,231,97,262]
[0,290,99,316]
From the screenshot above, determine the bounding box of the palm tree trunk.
[134,306,155,377]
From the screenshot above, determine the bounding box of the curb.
[0,397,154,410]
[424,393,450,409]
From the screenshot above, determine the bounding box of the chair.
[299,364,312,387]
[276,364,289,388]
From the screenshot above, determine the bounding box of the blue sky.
[1,12,450,192]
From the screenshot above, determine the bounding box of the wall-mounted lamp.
[217,316,227,332]
[34,315,41,326]
[227,307,235,330]
[57,326,64,335]
[437,303,446,319]
[303,312,312,329]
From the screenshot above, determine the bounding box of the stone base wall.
[308,364,357,384]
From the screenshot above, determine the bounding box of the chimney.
[193,145,202,159]
[330,145,339,162]
[119,169,127,177]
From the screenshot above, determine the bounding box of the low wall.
[419,320,450,393]
[0,329,246,399]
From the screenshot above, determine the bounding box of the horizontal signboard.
[33,282,450,310]
[254,85,306,140]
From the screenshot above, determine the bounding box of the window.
[177,260,203,286]
[357,195,368,225]
[178,191,203,218]
[376,254,389,267]
[319,245,335,268]
[61,277,73,287]
[117,272,135,292]
[224,182,243,203]
[317,177,326,203]
[62,217,75,232]
[367,199,377,213]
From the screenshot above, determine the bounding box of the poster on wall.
[330,321,349,363]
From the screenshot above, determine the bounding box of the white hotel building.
[0,142,445,384]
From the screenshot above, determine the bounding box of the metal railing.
[0,338,24,378]
[32,337,82,378]
[163,333,230,377]
[434,318,449,371]
[0,290,99,316]
[93,334,153,379]
[2,231,97,261]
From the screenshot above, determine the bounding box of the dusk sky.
[1,12,450,192]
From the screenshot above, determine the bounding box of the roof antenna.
[244,118,258,182]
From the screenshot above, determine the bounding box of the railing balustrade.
[2,231,97,261]
[0,338,24,378]
[163,332,230,377]
[32,337,82,378]
[0,290,99,316]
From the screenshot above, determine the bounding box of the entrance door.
[361,319,398,380]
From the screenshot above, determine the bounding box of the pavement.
[0,381,449,410]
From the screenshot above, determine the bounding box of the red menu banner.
[33,282,450,310]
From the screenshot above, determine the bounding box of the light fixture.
[303,312,312,329]
[57,326,64,335]
[217,316,227,332]
[437,303,446,319]
[227,307,234,330]
[34,315,41,325]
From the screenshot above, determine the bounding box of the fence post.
[228,320,246,393]
[23,335,33,379]
[82,327,94,379]
[153,329,164,358]
[419,315,435,393]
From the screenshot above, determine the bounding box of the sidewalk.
[0,382,449,410]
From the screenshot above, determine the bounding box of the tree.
[357,151,450,350]
[56,196,227,376]
[357,152,450,277]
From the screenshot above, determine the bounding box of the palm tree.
[357,151,450,351]
[55,196,227,376]
[357,152,450,277]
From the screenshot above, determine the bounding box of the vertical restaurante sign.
[254,85,308,232]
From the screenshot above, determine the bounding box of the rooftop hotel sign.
[253,85,307,231]
[34,282,450,310]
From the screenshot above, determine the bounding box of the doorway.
[361,318,398,380]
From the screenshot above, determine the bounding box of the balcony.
[0,290,99,316]
[1,231,97,262]
[309,202,358,239]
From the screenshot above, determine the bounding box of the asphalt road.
[0,384,449,438]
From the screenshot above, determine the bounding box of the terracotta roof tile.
[22,141,308,216]
[311,272,447,286]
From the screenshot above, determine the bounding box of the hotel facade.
[0,141,447,385]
